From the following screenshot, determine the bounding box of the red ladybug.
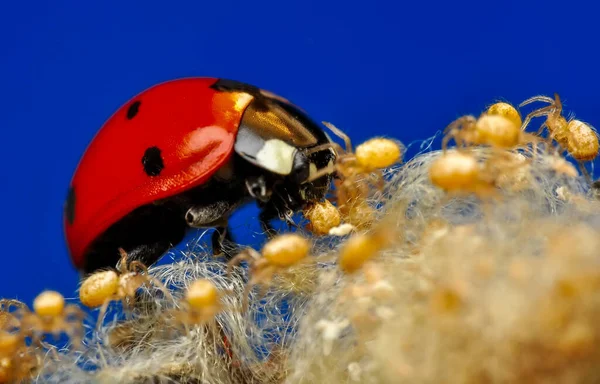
[64,78,336,274]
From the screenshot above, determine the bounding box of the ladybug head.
[232,94,337,209]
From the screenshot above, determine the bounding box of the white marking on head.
[299,188,307,200]
[309,163,318,179]
[256,139,297,175]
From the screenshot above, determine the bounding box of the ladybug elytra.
[64,78,336,274]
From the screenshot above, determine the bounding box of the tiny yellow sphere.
[0,312,13,331]
[33,290,65,317]
[262,234,310,267]
[0,358,11,383]
[0,332,18,354]
[338,234,383,273]
[304,200,341,235]
[355,138,402,170]
[486,102,522,129]
[476,114,520,148]
[185,279,219,309]
[429,152,479,191]
[79,270,119,308]
[430,288,462,315]
[567,120,599,161]
[557,322,595,355]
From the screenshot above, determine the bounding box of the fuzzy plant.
[18,139,600,384]
[4,97,600,383]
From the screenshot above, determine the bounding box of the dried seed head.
[304,200,341,235]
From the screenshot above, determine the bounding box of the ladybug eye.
[126,100,141,120]
[291,151,310,184]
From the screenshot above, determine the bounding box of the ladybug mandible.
[64,78,337,275]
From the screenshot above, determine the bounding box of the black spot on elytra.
[126,100,141,120]
[142,147,164,176]
[212,79,277,113]
[65,186,76,224]
[209,79,261,95]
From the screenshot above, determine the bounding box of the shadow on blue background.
[1,0,599,307]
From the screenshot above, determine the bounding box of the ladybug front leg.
[211,225,234,258]
[184,199,238,258]
[259,208,279,239]
[245,175,272,202]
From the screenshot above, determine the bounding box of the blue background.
[1,0,599,307]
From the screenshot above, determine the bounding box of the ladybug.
[64,78,337,275]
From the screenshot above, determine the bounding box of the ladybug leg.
[185,200,233,228]
[211,225,234,258]
[185,200,238,258]
[245,175,272,202]
[126,242,180,269]
[283,210,298,230]
[259,209,279,239]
